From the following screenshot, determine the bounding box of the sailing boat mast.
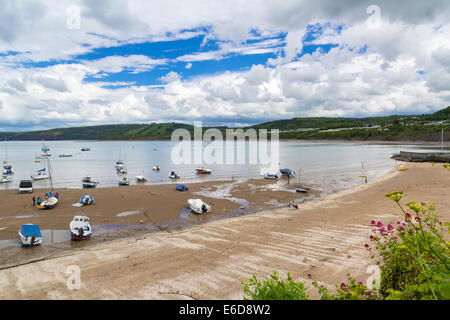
[47,157,54,191]
[442,127,444,151]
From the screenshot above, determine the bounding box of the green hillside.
[1,106,448,141]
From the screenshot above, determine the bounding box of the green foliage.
[241,271,309,300]
[369,191,450,299]
[312,274,381,300]
[241,191,449,300]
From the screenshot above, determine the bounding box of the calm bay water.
[0,140,445,194]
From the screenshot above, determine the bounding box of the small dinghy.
[135,175,147,182]
[169,171,180,179]
[31,168,49,180]
[187,199,211,214]
[70,212,92,240]
[19,224,43,246]
[280,168,295,176]
[118,175,130,186]
[117,167,127,174]
[263,173,279,180]
[81,147,90,151]
[176,184,189,192]
[38,191,59,209]
[115,160,125,169]
[295,185,310,193]
[82,176,98,188]
[79,194,95,205]
[0,173,13,183]
[196,167,212,174]
[152,165,160,171]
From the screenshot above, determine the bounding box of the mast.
[47,157,54,191]
[442,127,444,151]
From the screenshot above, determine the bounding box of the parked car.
[19,180,33,194]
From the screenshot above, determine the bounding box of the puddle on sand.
[116,210,142,217]
[14,215,37,219]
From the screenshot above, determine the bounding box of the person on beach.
[365,177,368,184]
[32,197,35,206]
[36,197,41,206]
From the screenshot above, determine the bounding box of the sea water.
[0,140,446,194]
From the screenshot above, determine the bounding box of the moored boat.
[263,173,279,180]
[280,168,295,176]
[169,171,180,179]
[81,147,90,151]
[38,191,59,209]
[58,153,72,158]
[115,160,125,169]
[295,185,310,193]
[79,194,95,205]
[152,165,160,171]
[196,167,212,174]
[187,199,211,214]
[82,176,98,188]
[118,175,130,186]
[70,213,92,240]
[135,175,147,182]
[19,224,43,246]
[31,168,50,180]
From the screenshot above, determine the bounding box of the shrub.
[241,271,309,300]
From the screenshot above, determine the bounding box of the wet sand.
[0,162,448,299]
[0,177,317,268]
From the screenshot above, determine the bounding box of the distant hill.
[1,106,448,141]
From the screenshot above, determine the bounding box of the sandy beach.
[0,162,448,299]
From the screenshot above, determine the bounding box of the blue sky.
[0,0,448,131]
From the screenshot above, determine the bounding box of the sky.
[0,0,449,131]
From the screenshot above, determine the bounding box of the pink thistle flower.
[364,243,369,248]
[388,224,393,231]
[376,221,383,228]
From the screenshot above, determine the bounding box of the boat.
[40,140,51,156]
[0,173,13,183]
[70,212,92,240]
[82,176,98,188]
[81,147,90,151]
[295,185,310,193]
[135,175,147,182]
[196,167,212,174]
[19,224,43,246]
[176,184,189,192]
[117,167,127,174]
[115,160,125,169]
[188,199,211,214]
[169,171,180,179]
[280,168,295,176]
[3,137,13,174]
[263,173,279,180]
[152,165,160,171]
[58,153,72,158]
[18,180,33,193]
[31,168,50,180]
[79,194,95,205]
[118,175,130,186]
[38,191,59,209]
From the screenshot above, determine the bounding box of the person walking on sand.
[36,197,41,206]
[32,196,35,206]
[365,177,368,184]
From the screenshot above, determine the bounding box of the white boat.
[196,167,212,174]
[58,153,72,158]
[3,137,13,174]
[135,175,147,182]
[70,213,92,240]
[19,224,43,246]
[263,173,279,180]
[0,174,13,183]
[38,192,59,209]
[187,199,211,214]
[31,168,50,180]
[152,165,160,171]
[169,171,180,179]
[115,160,125,169]
[295,185,310,193]
[117,167,127,174]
